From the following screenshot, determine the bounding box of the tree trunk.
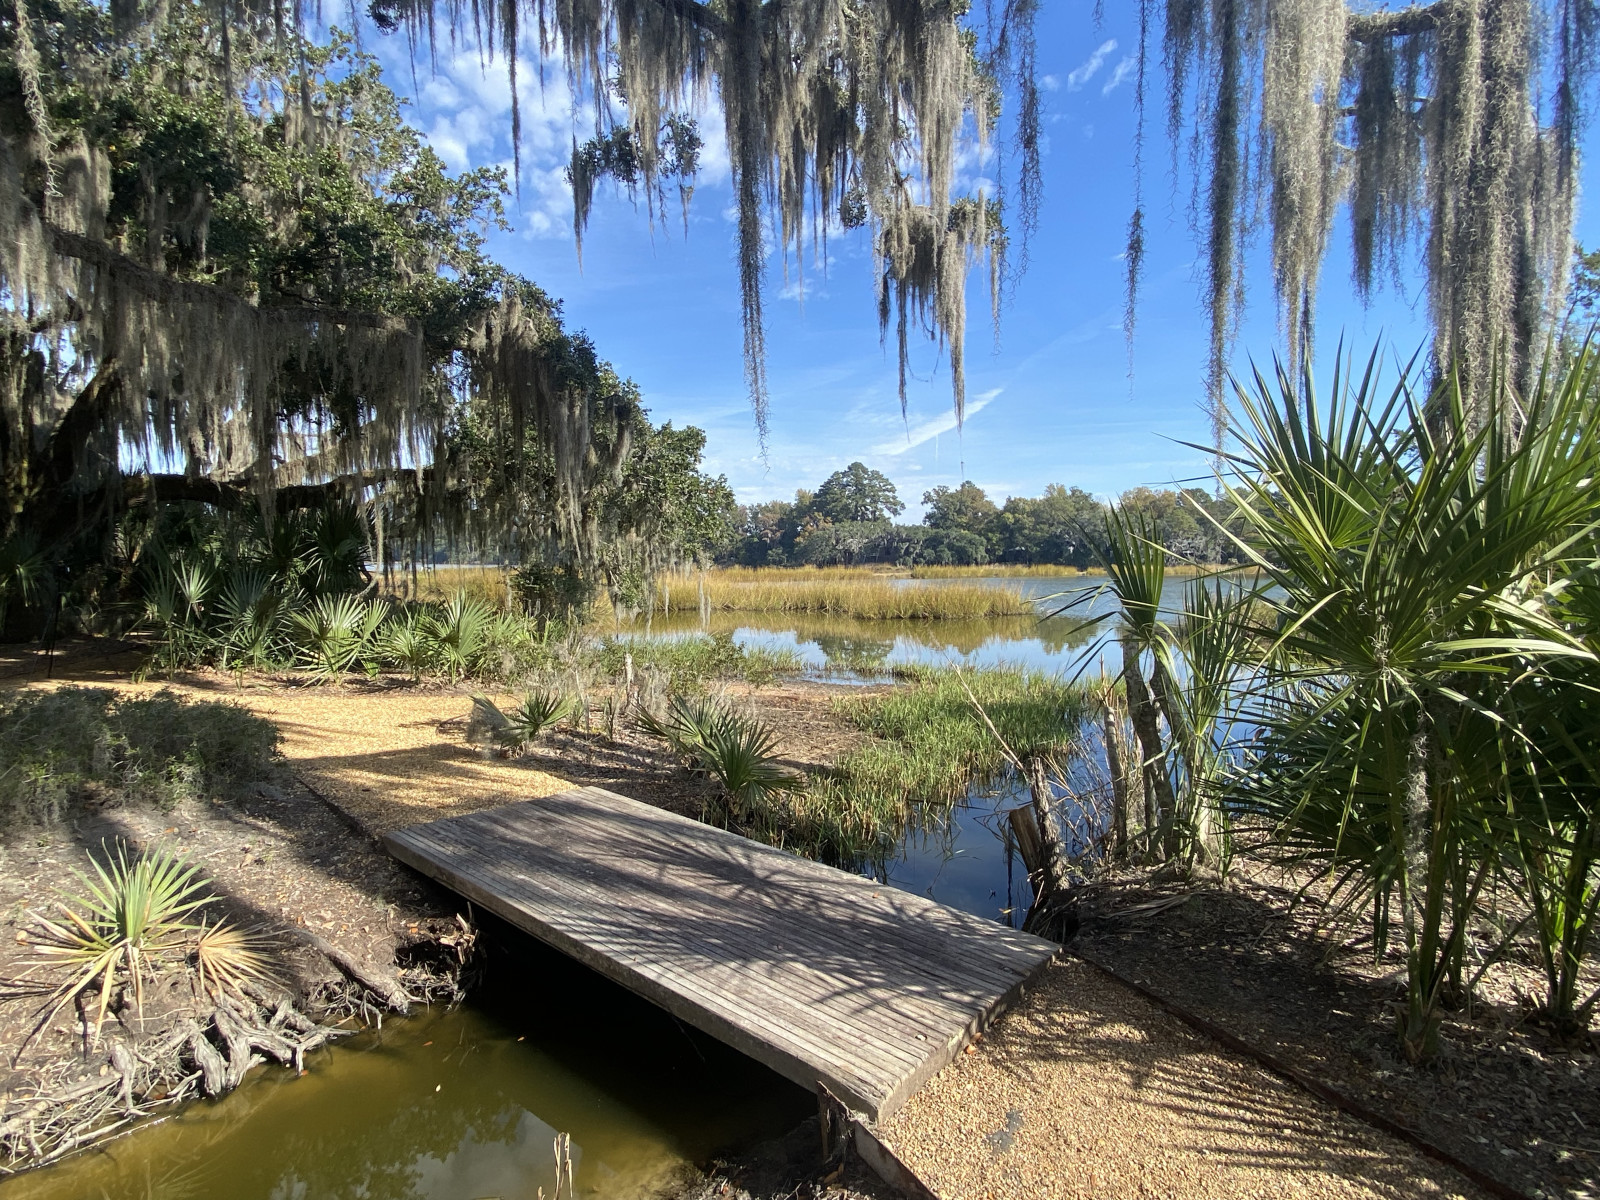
[1398,717,1441,1063]
[1149,654,1184,860]
[1102,690,1130,860]
[1121,631,1175,862]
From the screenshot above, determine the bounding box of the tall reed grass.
[652,575,1032,619]
[907,563,1229,578]
[694,566,901,582]
[743,666,1093,865]
[907,564,1098,578]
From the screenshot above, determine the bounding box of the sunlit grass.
[378,564,512,608]
[907,563,1229,578]
[907,563,1099,578]
[696,565,903,581]
[745,665,1094,865]
[653,574,1033,620]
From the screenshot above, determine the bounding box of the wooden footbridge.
[384,787,1056,1121]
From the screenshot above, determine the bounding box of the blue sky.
[366,5,1600,519]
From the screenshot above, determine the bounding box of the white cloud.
[1102,56,1138,95]
[1040,74,1061,92]
[873,389,1000,456]
[399,46,733,242]
[1066,40,1117,91]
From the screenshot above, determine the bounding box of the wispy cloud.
[873,390,1000,455]
[1102,55,1138,95]
[1067,40,1117,91]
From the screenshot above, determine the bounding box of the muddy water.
[0,936,813,1200]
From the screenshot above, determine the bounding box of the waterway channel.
[1,935,814,1200]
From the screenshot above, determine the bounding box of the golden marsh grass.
[653,574,1033,620]
[378,564,512,607]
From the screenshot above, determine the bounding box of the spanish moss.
[1150,0,1595,440]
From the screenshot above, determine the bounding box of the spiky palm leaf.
[637,694,732,761]
[1214,344,1600,1059]
[696,714,801,820]
[471,691,576,753]
[194,919,278,1000]
[428,592,492,682]
[292,595,389,678]
[23,843,212,1048]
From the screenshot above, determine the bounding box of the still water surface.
[1,940,813,1200]
[623,573,1211,677]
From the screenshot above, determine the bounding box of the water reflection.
[627,609,1105,676]
[2,936,811,1200]
[867,726,1113,929]
[616,573,1225,677]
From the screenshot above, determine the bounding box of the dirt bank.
[0,767,471,1170]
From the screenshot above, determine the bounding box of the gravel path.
[5,669,573,835]
[233,686,571,834]
[879,958,1486,1200]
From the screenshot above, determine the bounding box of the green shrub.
[468,690,576,753]
[595,632,801,687]
[639,695,799,820]
[0,688,281,825]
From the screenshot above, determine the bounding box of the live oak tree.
[0,2,728,627]
[812,462,904,524]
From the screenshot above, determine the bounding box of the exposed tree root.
[0,994,345,1172]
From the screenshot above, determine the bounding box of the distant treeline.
[725,463,1245,568]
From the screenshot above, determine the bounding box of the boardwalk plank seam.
[468,793,1044,989]
[455,801,1039,999]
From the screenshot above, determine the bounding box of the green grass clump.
[795,666,1093,865]
[706,666,1092,868]
[594,632,802,687]
[0,688,281,824]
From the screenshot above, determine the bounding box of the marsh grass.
[831,664,1094,809]
[593,632,802,687]
[907,564,1099,578]
[379,564,513,608]
[697,566,901,581]
[740,665,1094,865]
[652,576,1032,620]
[907,563,1227,578]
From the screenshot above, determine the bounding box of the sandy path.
[223,687,571,834]
[4,658,571,835]
[879,957,1484,1200]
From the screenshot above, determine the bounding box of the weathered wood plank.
[384,787,1056,1120]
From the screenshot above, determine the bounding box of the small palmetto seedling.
[501,690,576,751]
[24,843,212,1046]
[429,592,493,682]
[292,594,389,679]
[697,715,801,820]
[637,694,732,762]
[467,691,575,754]
[379,607,434,679]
